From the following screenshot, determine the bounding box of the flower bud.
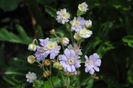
[53,62,63,70]
[43,71,51,78]
[28,43,37,51]
[74,33,81,41]
[85,20,92,28]
[50,29,55,35]
[43,59,51,66]
[27,55,36,64]
[61,37,69,46]
[79,28,92,38]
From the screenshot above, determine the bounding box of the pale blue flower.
[85,53,101,74]
[26,72,37,83]
[56,8,70,24]
[68,44,82,55]
[70,17,85,32]
[35,38,61,61]
[78,2,88,12]
[59,49,81,72]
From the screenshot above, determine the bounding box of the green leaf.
[122,35,133,47]
[45,6,57,18]
[0,27,32,45]
[0,44,6,67]
[0,0,20,11]
[5,71,24,76]
[97,41,114,56]
[0,28,22,43]
[86,78,94,88]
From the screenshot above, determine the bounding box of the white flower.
[26,72,37,83]
[61,37,69,46]
[56,8,70,24]
[85,20,92,28]
[79,28,92,38]
[74,33,81,41]
[70,17,85,32]
[78,2,88,12]
[28,43,36,51]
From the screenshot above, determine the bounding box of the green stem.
[43,67,54,88]
[67,76,70,88]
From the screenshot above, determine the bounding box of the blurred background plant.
[0,0,133,88]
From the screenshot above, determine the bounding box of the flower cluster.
[26,2,101,84]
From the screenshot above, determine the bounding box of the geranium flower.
[56,8,70,24]
[70,17,85,32]
[59,49,81,72]
[85,53,101,74]
[26,72,37,83]
[35,38,61,61]
[78,2,88,12]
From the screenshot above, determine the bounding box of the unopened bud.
[32,17,37,25]
[61,37,69,46]
[85,20,92,28]
[53,62,63,70]
[28,43,37,51]
[50,29,55,34]
[27,55,36,64]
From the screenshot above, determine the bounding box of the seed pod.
[43,70,52,78]
[27,55,36,64]
[43,59,51,66]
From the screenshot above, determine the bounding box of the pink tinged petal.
[89,69,95,74]
[94,66,100,72]
[64,49,71,58]
[94,59,101,66]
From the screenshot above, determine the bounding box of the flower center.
[28,74,34,79]
[61,13,67,18]
[74,21,80,26]
[39,47,46,52]
[47,42,55,49]
[80,29,88,34]
[88,60,93,65]
[79,4,84,9]
[68,58,75,65]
